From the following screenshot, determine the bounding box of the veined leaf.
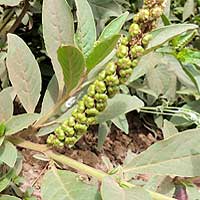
[41,169,100,200]
[6,34,41,113]
[5,113,39,136]
[123,128,200,177]
[147,24,198,52]
[42,0,74,94]
[0,169,15,192]
[41,75,59,115]
[162,120,178,139]
[86,35,120,71]
[112,114,129,134]
[75,0,96,57]
[99,11,129,41]
[97,123,110,150]
[183,0,194,21]
[101,176,151,200]
[0,141,17,168]
[0,88,13,121]
[97,94,144,123]
[57,45,85,93]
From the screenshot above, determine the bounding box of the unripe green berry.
[151,6,163,18]
[94,80,106,93]
[83,95,95,108]
[139,9,150,21]
[74,123,88,134]
[119,68,132,78]
[96,102,107,112]
[117,57,131,69]
[77,101,85,113]
[98,70,106,81]
[87,84,96,97]
[131,45,144,57]
[47,134,56,145]
[133,13,140,22]
[55,127,64,136]
[129,23,141,37]
[142,34,152,46]
[119,77,128,84]
[72,108,78,118]
[64,126,75,136]
[65,137,77,145]
[131,59,139,68]
[76,112,87,123]
[86,108,99,116]
[68,117,76,127]
[87,117,97,125]
[95,93,108,103]
[121,36,129,46]
[105,75,119,86]
[53,138,64,148]
[105,62,117,75]
[116,45,129,58]
[107,86,119,97]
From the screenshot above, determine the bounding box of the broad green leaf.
[5,113,39,136]
[0,169,15,192]
[101,176,151,200]
[0,195,21,200]
[144,175,176,198]
[97,123,110,150]
[41,169,100,200]
[186,184,200,199]
[162,120,178,139]
[0,0,20,6]
[123,128,200,177]
[183,0,194,21]
[99,11,129,41]
[147,24,198,52]
[88,0,122,20]
[75,0,96,57]
[184,64,200,92]
[6,34,41,113]
[177,49,200,67]
[97,94,144,123]
[112,114,129,134]
[41,75,59,115]
[0,88,13,121]
[57,45,85,93]
[86,35,120,71]
[42,0,74,93]
[0,141,17,168]
[37,124,58,137]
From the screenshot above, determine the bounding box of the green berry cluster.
[47,0,164,148]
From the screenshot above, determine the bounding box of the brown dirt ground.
[19,113,161,199]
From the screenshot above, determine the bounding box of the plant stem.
[9,137,175,200]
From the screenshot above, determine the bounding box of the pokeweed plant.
[0,0,200,199]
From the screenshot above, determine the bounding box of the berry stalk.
[47,0,166,148]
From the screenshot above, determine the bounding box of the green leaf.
[75,0,96,57]
[97,94,144,123]
[162,120,178,139]
[97,123,110,150]
[0,88,13,122]
[0,0,20,6]
[99,11,129,41]
[42,0,74,93]
[5,113,39,136]
[183,0,194,21]
[0,195,21,200]
[6,34,41,113]
[86,35,120,71]
[0,169,15,192]
[147,24,198,52]
[186,184,200,199]
[183,64,200,92]
[112,114,129,134]
[57,45,85,93]
[101,176,151,200]
[41,75,59,115]
[0,123,6,137]
[88,0,122,20]
[177,49,200,67]
[41,169,100,200]
[0,141,17,168]
[123,128,200,177]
